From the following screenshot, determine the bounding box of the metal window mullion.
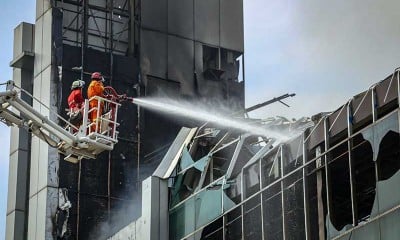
[397,70,400,107]
[323,117,331,240]
[280,146,286,240]
[302,131,310,240]
[260,158,265,240]
[223,215,226,240]
[371,87,380,182]
[347,103,358,226]
[241,169,245,240]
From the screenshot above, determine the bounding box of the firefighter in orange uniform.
[87,72,105,132]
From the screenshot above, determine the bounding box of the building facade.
[6,0,244,239]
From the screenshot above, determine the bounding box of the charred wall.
[53,0,244,238]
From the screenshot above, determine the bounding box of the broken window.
[226,206,242,239]
[327,141,353,231]
[202,45,223,80]
[352,134,375,223]
[377,131,400,180]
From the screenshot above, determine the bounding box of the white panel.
[13,24,22,58]
[5,212,15,240]
[38,139,49,191]
[27,195,38,240]
[42,9,52,71]
[9,126,19,154]
[29,137,40,197]
[34,17,43,77]
[6,153,18,213]
[43,0,51,14]
[36,0,44,20]
[32,74,42,119]
[36,188,47,240]
[40,66,51,115]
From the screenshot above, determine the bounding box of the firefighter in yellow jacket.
[87,72,105,132]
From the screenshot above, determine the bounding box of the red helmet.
[91,72,103,80]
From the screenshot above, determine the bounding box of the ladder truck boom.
[0,80,130,163]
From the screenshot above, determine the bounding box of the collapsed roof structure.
[109,69,400,240]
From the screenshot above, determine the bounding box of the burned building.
[5,0,400,240]
[108,69,400,240]
[6,0,244,239]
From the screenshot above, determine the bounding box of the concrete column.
[6,22,34,240]
[27,1,60,239]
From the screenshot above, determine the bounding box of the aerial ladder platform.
[0,80,133,163]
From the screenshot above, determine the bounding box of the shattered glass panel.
[181,147,195,170]
[263,181,283,240]
[169,197,196,240]
[283,168,305,239]
[261,149,281,188]
[244,161,260,198]
[195,188,223,229]
[243,194,262,239]
[327,141,352,232]
[226,206,242,240]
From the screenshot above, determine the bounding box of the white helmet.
[71,80,85,90]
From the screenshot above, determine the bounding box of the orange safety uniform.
[87,80,105,132]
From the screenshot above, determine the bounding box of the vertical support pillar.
[6,22,34,240]
[259,159,265,240]
[280,146,286,240]
[302,132,310,240]
[347,103,358,226]
[27,1,60,239]
[322,117,330,240]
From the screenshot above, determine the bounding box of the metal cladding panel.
[141,0,167,31]
[328,105,347,137]
[88,0,107,7]
[141,29,167,79]
[226,81,245,109]
[194,0,219,45]
[351,90,373,124]
[33,16,43,76]
[85,47,111,77]
[80,157,109,196]
[42,9,53,70]
[380,209,400,240]
[7,153,18,213]
[14,151,29,212]
[220,0,244,52]
[110,142,138,199]
[146,76,181,97]
[109,199,139,235]
[168,0,194,39]
[352,221,380,240]
[27,195,38,240]
[307,119,325,150]
[376,74,399,107]
[168,36,194,95]
[79,195,109,240]
[6,211,26,240]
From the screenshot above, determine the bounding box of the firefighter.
[87,72,105,132]
[67,79,85,128]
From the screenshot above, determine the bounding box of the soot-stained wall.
[56,0,244,238]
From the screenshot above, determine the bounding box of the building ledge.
[10,51,34,70]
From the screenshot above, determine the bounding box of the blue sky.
[1,0,400,238]
[0,0,35,237]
